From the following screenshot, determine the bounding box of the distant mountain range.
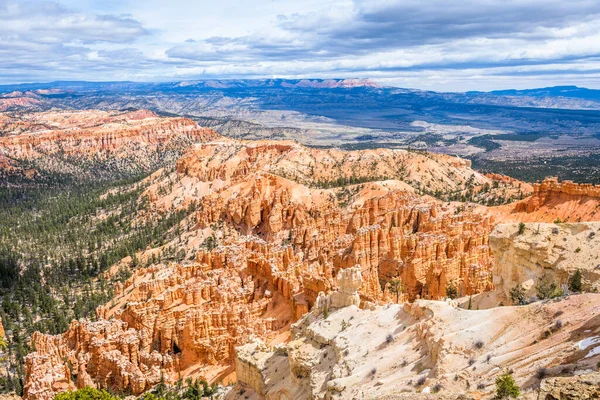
[0,78,380,92]
[476,85,600,100]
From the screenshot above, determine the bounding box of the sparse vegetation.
[509,284,527,305]
[445,282,459,300]
[568,270,582,292]
[54,387,119,400]
[387,278,403,303]
[494,370,520,399]
[535,275,563,300]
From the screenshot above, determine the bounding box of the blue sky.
[2,0,600,91]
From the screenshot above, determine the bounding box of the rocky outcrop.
[231,294,600,400]
[169,141,496,302]
[0,315,5,339]
[0,111,217,158]
[24,255,295,400]
[492,177,600,222]
[490,222,600,298]
[538,372,600,399]
[524,177,600,210]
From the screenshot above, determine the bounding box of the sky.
[2,0,600,91]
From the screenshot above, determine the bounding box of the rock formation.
[0,109,219,180]
[24,255,294,400]
[23,135,503,399]
[490,222,600,298]
[491,177,600,222]
[538,372,600,399]
[231,293,600,399]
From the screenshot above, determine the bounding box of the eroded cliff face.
[24,252,294,400]
[490,222,600,298]
[0,109,219,180]
[491,177,600,222]
[23,138,500,400]
[167,141,496,302]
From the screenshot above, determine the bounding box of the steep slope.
[230,268,600,399]
[489,177,600,222]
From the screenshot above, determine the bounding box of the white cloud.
[2,0,600,90]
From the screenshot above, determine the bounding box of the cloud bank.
[2,0,600,91]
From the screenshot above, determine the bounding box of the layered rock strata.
[232,292,600,399]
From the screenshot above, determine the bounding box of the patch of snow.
[577,336,600,351]
[585,346,600,359]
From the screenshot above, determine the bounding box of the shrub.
[474,340,484,349]
[385,333,394,344]
[446,282,458,299]
[552,320,563,331]
[432,383,443,393]
[518,222,526,235]
[509,284,527,305]
[494,371,520,399]
[569,270,582,292]
[468,358,476,366]
[54,387,119,400]
[575,247,582,253]
[182,378,218,399]
[477,383,486,390]
[536,367,547,380]
[416,376,427,386]
[535,275,562,300]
